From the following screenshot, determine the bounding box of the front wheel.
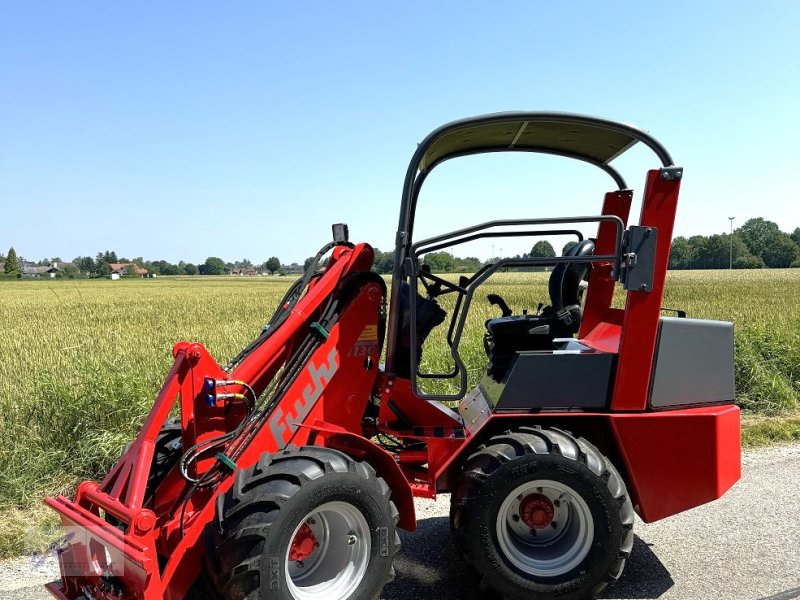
[207,446,400,600]
[451,426,634,600]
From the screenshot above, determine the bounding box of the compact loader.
[45,112,741,600]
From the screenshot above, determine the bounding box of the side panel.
[484,351,616,411]
[611,405,741,522]
[650,317,735,408]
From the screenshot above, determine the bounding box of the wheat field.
[0,270,798,555]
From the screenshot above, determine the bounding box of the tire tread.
[207,446,399,600]
[451,427,634,600]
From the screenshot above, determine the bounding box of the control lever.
[419,264,444,298]
[487,294,513,317]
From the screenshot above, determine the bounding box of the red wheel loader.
[45,113,741,600]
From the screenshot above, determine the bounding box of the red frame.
[46,179,740,598]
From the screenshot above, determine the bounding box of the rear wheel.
[207,446,400,600]
[451,426,634,600]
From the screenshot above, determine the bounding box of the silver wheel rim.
[285,501,371,600]
[495,479,594,577]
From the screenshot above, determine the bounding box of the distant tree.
[183,263,199,276]
[734,255,765,269]
[62,263,80,279]
[160,262,181,276]
[423,251,455,272]
[304,256,315,272]
[790,227,800,248]
[95,251,121,276]
[74,256,95,276]
[201,257,227,275]
[761,232,799,268]
[530,241,556,258]
[669,237,693,269]
[458,256,483,272]
[371,249,395,274]
[684,235,707,268]
[146,260,177,276]
[729,235,753,267]
[265,257,281,275]
[696,234,749,269]
[4,247,19,273]
[236,258,253,269]
[38,257,63,266]
[0,250,5,262]
[561,241,578,256]
[737,218,781,259]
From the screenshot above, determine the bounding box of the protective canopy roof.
[415,113,673,178]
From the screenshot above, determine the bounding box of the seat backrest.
[548,239,595,312]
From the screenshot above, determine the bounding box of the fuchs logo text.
[269,347,339,444]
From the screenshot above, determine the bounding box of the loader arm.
[45,241,403,600]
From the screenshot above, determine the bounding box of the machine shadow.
[383,516,674,600]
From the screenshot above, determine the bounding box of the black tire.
[206,446,401,600]
[450,426,634,600]
[144,418,183,495]
[121,418,183,501]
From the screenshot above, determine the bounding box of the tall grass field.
[1,270,798,556]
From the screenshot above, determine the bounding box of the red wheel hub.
[289,523,318,561]
[519,493,555,529]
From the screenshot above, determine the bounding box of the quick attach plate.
[620,225,658,292]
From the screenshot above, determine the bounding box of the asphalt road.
[2,443,799,600]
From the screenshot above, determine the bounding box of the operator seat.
[484,239,595,375]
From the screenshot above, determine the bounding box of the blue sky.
[1,1,798,264]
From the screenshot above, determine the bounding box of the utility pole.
[728,217,735,269]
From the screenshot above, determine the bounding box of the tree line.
[0,248,289,278]
[669,218,800,269]
[3,218,797,279]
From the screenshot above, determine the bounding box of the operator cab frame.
[384,112,697,412]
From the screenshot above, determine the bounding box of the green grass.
[741,415,800,447]
[0,270,798,556]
